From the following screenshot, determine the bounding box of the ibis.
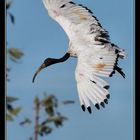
[33,0,127,114]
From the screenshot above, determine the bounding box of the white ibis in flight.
[32,0,127,114]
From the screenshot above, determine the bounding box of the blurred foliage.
[41,95,58,117]
[6,96,22,121]
[6,0,12,10]
[31,94,68,138]
[7,114,14,121]
[19,118,32,126]
[6,0,24,122]
[7,96,18,103]
[17,94,74,140]
[6,0,24,63]
[9,107,22,116]
[6,1,74,140]
[6,0,15,24]
[6,67,11,82]
[7,48,24,62]
[8,12,15,24]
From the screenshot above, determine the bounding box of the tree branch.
[34,97,40,140]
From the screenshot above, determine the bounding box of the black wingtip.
[106,94,110,99]
[109,71,115,77]
[87,106,92,114]
[121,72,125,79]
[100,102,105,108]
[114,66,125,78]
[104,99,108,104]
[95,104,100,110]
[104,85,110,90]
[81,105,85,112]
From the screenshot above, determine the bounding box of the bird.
[32,0,127,114]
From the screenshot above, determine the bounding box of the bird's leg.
[32,52,70,83]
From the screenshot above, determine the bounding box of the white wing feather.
[75,46,126,112]
[43,0,109,44]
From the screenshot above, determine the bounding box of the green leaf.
[7,96,18,103]
[39,124,53,136]
[19,118,32,126]
[8,48,24,61]
[6,114,14,121]
[9,107,22,116]
[44,126,52,134]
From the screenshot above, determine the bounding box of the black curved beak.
[32,53,70,83]
[32,63,46,83]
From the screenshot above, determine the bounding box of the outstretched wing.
[75,46,125,113]
[42,0,127,113]
[43,0,110,44]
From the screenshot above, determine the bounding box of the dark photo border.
[0,0,5,140]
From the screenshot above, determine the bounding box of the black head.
[32,53,70,83]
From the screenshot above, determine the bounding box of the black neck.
[44,53,70,67]
[55,52,70,62]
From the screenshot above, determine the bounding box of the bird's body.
[33,0,127,113]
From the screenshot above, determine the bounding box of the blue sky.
[7,0,134,140]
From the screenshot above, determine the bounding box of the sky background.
[7,0,134,140]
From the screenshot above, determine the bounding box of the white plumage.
[33,0,127,113]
